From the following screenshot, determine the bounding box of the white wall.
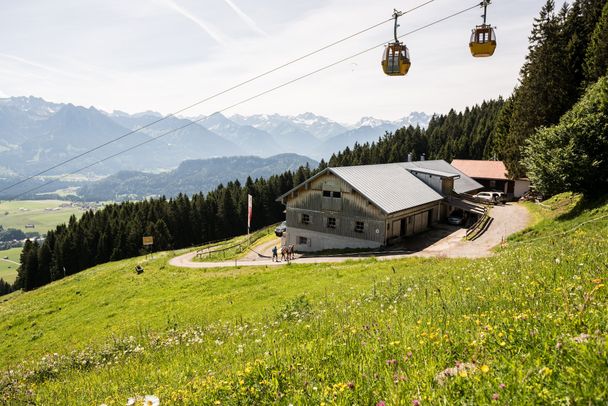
[514,179,531,198]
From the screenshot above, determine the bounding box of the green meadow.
[0,200,87,234]
[0,247,21,284]
[0,194,606,405]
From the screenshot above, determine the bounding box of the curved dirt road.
[169,203,530,269]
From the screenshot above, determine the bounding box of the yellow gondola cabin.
[470,24,496,57]
[381,9,411,76]
[382,43,411,76]
[470,1,496,57]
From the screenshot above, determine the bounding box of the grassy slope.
[0,200,85,234]
[0,195,606,405]
[0,247,21,284]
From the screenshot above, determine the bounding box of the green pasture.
[0,194,606,405]
[0,200,88,234]
[0,247,21,284]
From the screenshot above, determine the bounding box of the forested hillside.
[493,0,608,177]
[10,167,313,292]
[328,99,503,167]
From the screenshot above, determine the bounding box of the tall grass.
[0,195,606,405]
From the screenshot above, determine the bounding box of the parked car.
[447,209,465,226]
[491,191,507,203]
[275,221,287,236]
[474,191,497,203]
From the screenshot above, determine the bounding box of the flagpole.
[247,194,253,245]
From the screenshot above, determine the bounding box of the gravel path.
[168,203,530,269]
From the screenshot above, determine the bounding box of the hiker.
[281,246,287,262]
[288,244,295,260]
[272,246,278,262]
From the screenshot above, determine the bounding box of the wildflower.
[376,402,386,406]
[480,365,490,373]
[347,381,355,389]
[143,395,160,406]
[499,383,506,389]
[572,333,590,343]
[386,359,398,366]
[126,398,136,406]
[412,400,421,406]
[492,393,499,401]
[435,362,476,385]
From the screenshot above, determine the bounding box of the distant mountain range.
[77,153,318,201]
[0,96,431,178]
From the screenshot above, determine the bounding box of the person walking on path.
[272,246,278,262]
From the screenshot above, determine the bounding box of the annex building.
[277,160,482,252]
[451,159,531,199]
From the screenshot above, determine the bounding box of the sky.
[0,0,548,124]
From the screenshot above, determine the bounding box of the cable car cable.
[0,0,437,196]
[8,2,481,201]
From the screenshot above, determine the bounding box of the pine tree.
[584,1,608,83]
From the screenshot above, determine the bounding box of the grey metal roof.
[329,164,443,214]
[405,167,460,178]
[401,160,483,194]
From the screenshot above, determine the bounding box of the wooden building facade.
[277,161,480,252]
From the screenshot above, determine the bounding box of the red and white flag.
[247,194,253,229]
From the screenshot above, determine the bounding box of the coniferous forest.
[2,0,608,296]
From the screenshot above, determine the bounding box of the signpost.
[143,236,154,259]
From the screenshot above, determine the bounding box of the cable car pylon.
[469,0,496,57]
[381,10,411,76]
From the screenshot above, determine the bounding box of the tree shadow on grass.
[557,194,608,221]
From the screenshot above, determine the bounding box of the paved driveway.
[168,203,530,268]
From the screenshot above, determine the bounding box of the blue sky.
[0,0,548,123]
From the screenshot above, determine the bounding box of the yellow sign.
[142,236,154,246]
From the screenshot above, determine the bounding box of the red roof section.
[450,160,509,180]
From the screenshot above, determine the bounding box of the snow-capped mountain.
[355,116,394,128]
[0,96,432,177]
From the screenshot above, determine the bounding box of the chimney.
[421,153,426,161]
[407,152,413,162]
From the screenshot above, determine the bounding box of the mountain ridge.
[0,96,431,177]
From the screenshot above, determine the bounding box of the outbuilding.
[450,159,531,199]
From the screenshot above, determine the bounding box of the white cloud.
[160,0,227,45]
[221,0,268,37]
[0,53,83,80]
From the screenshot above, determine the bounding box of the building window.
[355,221,364,233]
[323,190,342,198]
[327,217,337,229]
[298,236,308,245]
[301,213,310,225]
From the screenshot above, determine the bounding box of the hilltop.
[0,194,606,404]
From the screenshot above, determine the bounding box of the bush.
[523,76,608,196]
